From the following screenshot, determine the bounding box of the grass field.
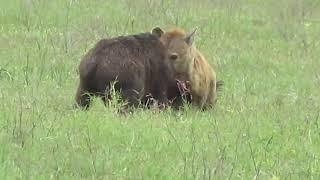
[1,0,320,179]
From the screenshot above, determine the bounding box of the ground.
[0,0,320,179]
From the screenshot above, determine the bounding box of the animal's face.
[152,27,197,73]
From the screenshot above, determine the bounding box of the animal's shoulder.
[194,51,213,69]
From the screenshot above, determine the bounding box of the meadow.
[1,0,320,179]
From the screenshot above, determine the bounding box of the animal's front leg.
[156,91,170,110]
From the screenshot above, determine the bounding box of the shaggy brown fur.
[152,26,221,110]
[74,31,174,111]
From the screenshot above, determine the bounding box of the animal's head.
[151,26,198,73]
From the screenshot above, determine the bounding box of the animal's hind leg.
[121,88,142,107]
[75,83,91,109]
[117,87,143,114]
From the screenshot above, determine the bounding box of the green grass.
[1,0,320,179]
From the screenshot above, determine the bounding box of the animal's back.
[79,32,166,87]
[75,31,173,110]
[85,32,164,67]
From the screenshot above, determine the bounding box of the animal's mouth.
[176,79,190,96]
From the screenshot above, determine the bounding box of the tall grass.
[0,0,320,179]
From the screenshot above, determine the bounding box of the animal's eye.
[170,54,178,60]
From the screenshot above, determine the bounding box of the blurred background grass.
[0,0,320,179]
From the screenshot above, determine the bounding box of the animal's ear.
[151,27,164,38]
[185,28,198,45]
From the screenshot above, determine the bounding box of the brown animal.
[74,31,175,111]
[152,26,221,110]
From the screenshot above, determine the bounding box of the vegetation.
[1,0,320,179]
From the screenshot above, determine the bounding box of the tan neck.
[188,47,201,73]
